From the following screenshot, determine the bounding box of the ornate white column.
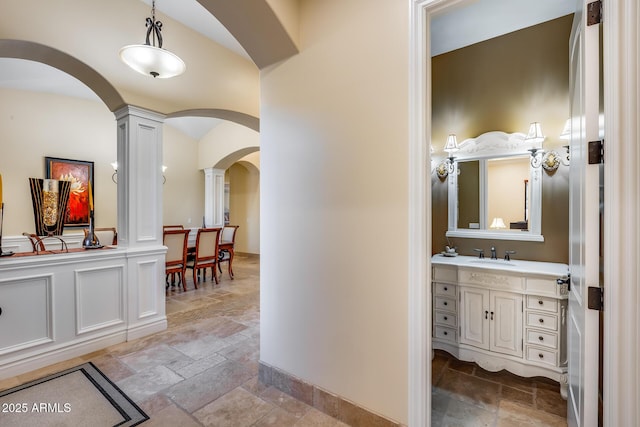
[204,167,225,228]
[115,106,165,247]
[115,105,167,340]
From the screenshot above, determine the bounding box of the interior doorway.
[428,0,575,424]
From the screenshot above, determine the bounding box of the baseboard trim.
[259,361,403,427]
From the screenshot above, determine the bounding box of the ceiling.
[0,0,575,140]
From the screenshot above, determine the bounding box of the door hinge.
[587,0,602,26]
[588,287,604,311]
[588,140,604,164]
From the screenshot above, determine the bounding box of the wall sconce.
[111,162,167,184]
[111,162,118,183]
[525,122,546,168]
[442,134,459,176]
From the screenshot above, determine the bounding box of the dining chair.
[163,229,190,291]
[163,225,184,231]
[218,225,239,279]
[84,227,118,246]
[186,227,222,287]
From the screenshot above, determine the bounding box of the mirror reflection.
[446,131,543,242]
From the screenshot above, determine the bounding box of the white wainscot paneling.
[0,275,53,354]
[137,259,159,319]
[75,265,125,335]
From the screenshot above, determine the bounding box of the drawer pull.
[0,306,2,316]
[538,336,544,341]
[485,310,488,320]
[538,300,544,305]
[539,318,544,323]
[443,316,448,321]
[443,301,448,306]
[444,286,448,291]
[443,331,448,336]
[491,311,494,320]
[538,353,544,359]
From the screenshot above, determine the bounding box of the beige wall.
[0,88,116,235]
[198,121,259,170]
[0,88,205,236]
[487,157,530,226]
[432,15,572,263]
[162,125,205,227]
[228,163,260,254]
[260,0,408,423]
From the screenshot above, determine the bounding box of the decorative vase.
[82,210,100,248]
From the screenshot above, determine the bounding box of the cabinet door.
[490,291,523,357]
[459,287,489,350]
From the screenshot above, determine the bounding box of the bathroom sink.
[469,259,516,267]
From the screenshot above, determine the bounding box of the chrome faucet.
[490,246,497,260]
[473,248,485,259]
[505,250,516,261]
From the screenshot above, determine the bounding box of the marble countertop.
[432,254,569,277]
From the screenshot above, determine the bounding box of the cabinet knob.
[485,310,488,319]
[443,301,448,306]
[443,316,448,321]
[0,307,2,316]
[539,318,544,323]
[490,311,494,320]
[444,286,448,291]
[443,331,448,336]
[538,353,544,359]
[538,336,544,341]
[538,300,544,305]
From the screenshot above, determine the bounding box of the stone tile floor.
[432,350,568,427]
[1,254,568,426]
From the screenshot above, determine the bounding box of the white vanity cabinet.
[432,255,569,397]
[459,288,523,358]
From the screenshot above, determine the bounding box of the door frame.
[408,0,640,425]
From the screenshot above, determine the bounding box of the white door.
[490,291,523,357]
[567,0,602,426]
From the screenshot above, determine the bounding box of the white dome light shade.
[120,0,185,79]
[120,44,185,78]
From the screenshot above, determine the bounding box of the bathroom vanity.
[431,254,570,398]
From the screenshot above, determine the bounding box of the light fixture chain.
[144,0,163,48]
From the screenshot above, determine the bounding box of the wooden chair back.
[187,227,222,286]
[163,225,184,231]
[84,227,117,245]
[220,225,239,244]
[164,229,190,266]
[195,228,221,260]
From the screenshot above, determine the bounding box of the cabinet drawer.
[526,296,558,313]
[434,282,456,298]
[526,329,558,349]
[526,346,558,367]
[434,296,456,312]
[434,325,457,343]
[434,310,457,327]
[525,278,560,296]
[526,312,558,331]
[433,267,457,283]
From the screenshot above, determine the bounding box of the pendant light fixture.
[119,0,186,78]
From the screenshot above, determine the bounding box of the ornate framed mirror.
[446,131,543,242]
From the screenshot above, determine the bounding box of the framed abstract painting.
[45,157,94,227]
